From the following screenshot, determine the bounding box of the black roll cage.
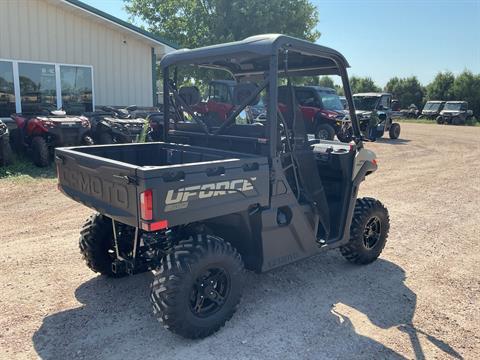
[161,34,363,156]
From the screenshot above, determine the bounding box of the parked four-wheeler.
[352,92,401,140]
[10,106,92,167]
[418,101,445,119]
[193,80,236,126]
[0,120,12,166]
[436,101,473,125]
[56,34,390,340]
[278,86,348,141]
[84,106,149,144]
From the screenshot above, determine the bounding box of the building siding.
[0,0,155,106]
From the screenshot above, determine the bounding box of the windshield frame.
[317,90,344,111]
[353,96,380,111]
[443,102,463,111]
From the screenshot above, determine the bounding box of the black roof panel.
[160,34,350,77]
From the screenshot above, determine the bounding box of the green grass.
[0,153,56,182]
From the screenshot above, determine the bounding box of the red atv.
[194,80,236,125]
[278,85,349,141]
[11,106,92,167]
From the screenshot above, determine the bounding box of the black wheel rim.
[363,216,381,249]
[190,267,230,318]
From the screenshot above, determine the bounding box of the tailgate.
[55,147,139,227]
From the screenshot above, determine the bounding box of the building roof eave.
[61,0,179,50]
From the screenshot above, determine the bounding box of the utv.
[0,120,12,166]
[279,85,348,141]
[56,34,390,339]
[352,92,401,140]
[418,101,445,119]
[11,106,92,167]
[436,101,474,125]
[84,106,150,144]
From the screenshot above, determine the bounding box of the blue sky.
[83,0,480,87]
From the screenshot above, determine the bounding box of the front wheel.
[315,123,335,141]
[82,135,94,145]
[31,136,50,167]
[340,197,390,265]
[98,132,113,144]
[151,234,244,339]
[436,116,444,125]
[336,126,353,143]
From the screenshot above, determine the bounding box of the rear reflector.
[140,189,153,220]
[141,220,168,232]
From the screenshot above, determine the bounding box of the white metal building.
[0,0,176,124]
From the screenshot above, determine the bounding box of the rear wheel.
[79,213,125,278]
[0,137,12,166]
[316,123,335,141]
[340,197,390,265]
[452,117,464,126]
[436,116,444,125]
[389,123,401,139]
[151,234,244,339]
[10,129,24,153]
[31,136,49,167]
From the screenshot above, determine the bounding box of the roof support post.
[163,67,170,142]
[151,48,157,106]
[267,52,278,157]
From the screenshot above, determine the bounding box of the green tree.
[318,76,335,88]
[453,70,480,116]
[125,0,320,49]
[425,71,455,101]
[385,76,424,108]
[349,76,381,94]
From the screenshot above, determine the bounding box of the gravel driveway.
[0,122,478,359]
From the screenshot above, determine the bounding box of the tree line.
[315,71,480,116]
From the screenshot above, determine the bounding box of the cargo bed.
[56,142,270,229]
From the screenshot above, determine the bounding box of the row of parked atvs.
[0,105,166,167]
[400,100,475,125]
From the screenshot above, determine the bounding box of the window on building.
[18,63,57,114]
[0,61,15,117]
[60,65,93,114]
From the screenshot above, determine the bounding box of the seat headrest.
[233,83,260,106]
[179,86,201,106]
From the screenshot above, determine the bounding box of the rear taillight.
[140,189,153,220]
